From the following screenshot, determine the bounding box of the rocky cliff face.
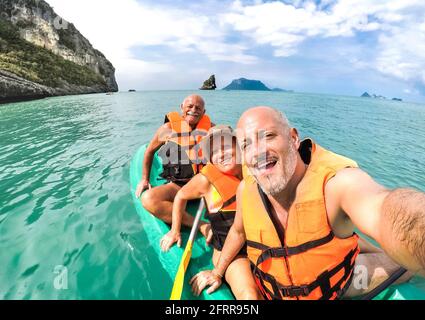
[0,0,118,103]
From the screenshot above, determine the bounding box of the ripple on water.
[20,264,40,278]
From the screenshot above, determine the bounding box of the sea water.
[0,90,424,299]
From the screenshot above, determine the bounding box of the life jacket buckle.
[281,285,310,298]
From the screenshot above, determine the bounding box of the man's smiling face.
[181,95,205,127]
[237,107,299,196]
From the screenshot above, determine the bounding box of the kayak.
[130,144,425,300]
[130,144,234,300]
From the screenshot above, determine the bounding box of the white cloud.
[45,0,425,92]
[222,0,425,57]
[375,22,425,86]
[46,0,257,89]
[221,0,425,88]
[47,0,258,64]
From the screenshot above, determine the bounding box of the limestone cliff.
[0,0,118,103]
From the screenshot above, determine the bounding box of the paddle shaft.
[188,199,206,243]
[170,199,206,300]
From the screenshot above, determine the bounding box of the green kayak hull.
[130,144,425,300]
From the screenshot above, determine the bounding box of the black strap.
[252,247,358,300]
[221,195,237,209]
[257,185,285,246]
[247,231,334,264]
[246,240,275,251]
[286,232,334,255]
[170,132,192,138]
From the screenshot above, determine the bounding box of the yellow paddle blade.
[170,240,194,300]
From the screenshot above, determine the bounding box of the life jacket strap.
[247,231,335,265]
[221,195,237,209]
[251,247,358,300]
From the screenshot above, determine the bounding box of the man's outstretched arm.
[327,168,425,276]
[380,188,425,275]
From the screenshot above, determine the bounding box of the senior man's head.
[237,106,301,196]
[180,95,206,128]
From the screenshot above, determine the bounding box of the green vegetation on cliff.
[0,18,106,88]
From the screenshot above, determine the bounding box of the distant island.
[0,0,118,104]
[272,88,294,93]
[223,78,271,91]
[361,92,402,102]
[200,75,217,90]
[222,78,292,92]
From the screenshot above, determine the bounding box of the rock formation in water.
[200,75,217,90]
[361,92,388,99]
[223,78,271,91]
[0,0,118,103]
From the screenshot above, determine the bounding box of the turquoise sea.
[0,91,424,299]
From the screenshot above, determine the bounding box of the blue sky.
[47,0,425,102]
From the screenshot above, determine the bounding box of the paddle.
[170,199,206,300]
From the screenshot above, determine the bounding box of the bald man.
[190,106,424,300]
[136,95,215,234]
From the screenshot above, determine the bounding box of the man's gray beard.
[255,143,298,197]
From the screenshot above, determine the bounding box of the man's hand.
[189,270,223,296]
[160,230,182,252]
[135,179,151,198]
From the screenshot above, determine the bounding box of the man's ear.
[291,128,300,148]
[180,104,184,112]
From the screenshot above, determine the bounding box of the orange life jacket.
[242,139,360,300]
[159,111,211,183]
[201,163,240,250]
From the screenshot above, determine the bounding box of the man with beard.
[189,106,425,300]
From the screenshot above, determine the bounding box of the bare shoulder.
[325,167,384,196]
[182,173,211,196]
[158,122,172,132]
[325,168,381,236]
[157,122,172,142]
[193,172,211,189]
[325,167,389,237]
